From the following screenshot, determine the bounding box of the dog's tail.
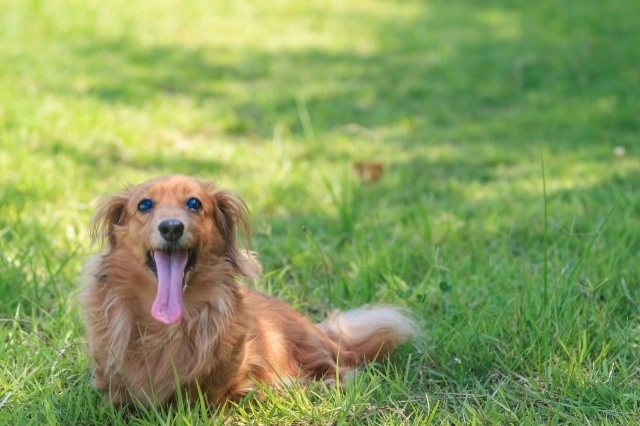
[316,306,417,365]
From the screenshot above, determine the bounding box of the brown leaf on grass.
[354,161,384,183]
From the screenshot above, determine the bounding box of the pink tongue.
[151,250,188,324]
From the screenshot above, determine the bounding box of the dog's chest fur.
[81,249,255,406]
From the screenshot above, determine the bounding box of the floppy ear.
[207,185,262,279]
[89,189,131,250]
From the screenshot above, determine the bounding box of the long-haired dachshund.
[80,175,416,407]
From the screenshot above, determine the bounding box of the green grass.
[1,0,640,423]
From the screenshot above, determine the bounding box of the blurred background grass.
[1,0,640,423]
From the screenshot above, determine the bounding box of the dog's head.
[90,175,260,324]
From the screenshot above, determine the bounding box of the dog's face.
[90,175,255,324]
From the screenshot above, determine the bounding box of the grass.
[1,0,640,423]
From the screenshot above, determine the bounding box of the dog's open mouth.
[146,249,197,324]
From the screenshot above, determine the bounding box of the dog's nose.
[158,219,185,242]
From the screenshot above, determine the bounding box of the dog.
[79,175,416,407]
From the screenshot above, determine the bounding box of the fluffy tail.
[316,306,417,365]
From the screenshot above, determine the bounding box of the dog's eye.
[186,197,203,211]
[137,199,154,212]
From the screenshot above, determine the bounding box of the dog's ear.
[207,185,262,279]
[89,189,131,249]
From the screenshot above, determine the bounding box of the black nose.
[158,219,184,242]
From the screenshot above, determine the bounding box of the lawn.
[1,0,640,423]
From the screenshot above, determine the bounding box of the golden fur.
[79,175,416,407]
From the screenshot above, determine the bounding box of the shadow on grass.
[50,0,639,153]
[38,138,225,176]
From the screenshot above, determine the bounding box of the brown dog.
[79,175,416,407]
